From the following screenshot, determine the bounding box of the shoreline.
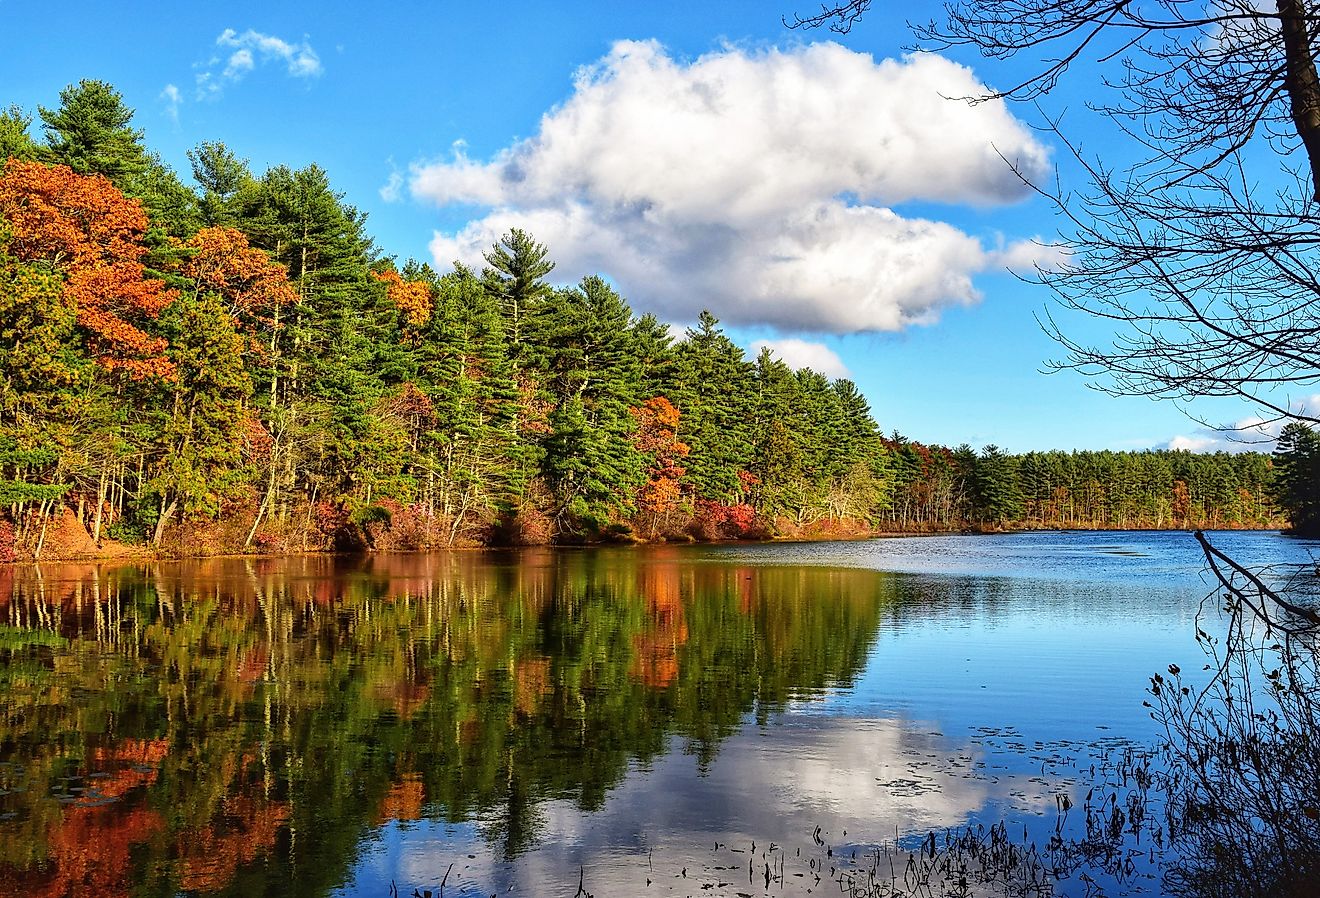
[7,522,1286,566]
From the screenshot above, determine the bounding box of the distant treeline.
[0,81,1297,559]
[882,443,1278,531]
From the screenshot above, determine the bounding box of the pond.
[1,531,1316,897]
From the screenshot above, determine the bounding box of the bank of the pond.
[6,502,1286,564]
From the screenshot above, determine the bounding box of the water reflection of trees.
[0,550,893,894]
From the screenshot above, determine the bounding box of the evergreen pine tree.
[1274,423,1320,536]
[39,80,150,186]
[671,311,755,503]
[0,106,38,163]
[481,228,554,360]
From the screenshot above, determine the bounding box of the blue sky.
[1,1,1278,452]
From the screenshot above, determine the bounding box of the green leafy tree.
[537,276,645,531]
[750,348,804,517]
[234,163,383,518]
[189,140,253,228]
[974,444,1024,526]
[410,264,523,542]
[39,81,196,244]
[671,311,755,502]
[630,312,677,400]
[146,291,252,545]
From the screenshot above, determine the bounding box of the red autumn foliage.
[736,469,760,495]
[692,500,760,540]
[362,498,439,551]
[312,501,350,537]
[377,383,437,436]
[240,414,274,465]
[0,520,16,563]
[507,503,554,546]
[1172,479,1192,525]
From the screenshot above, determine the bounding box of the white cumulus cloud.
[749,338,850,378]
[196,28,322,98]
[413,40,1052,334]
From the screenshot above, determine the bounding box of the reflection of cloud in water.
[349,715,1061,897]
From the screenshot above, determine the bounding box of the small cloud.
[1162,396,1320,452]
[195,28,322,99]
[380,161,404,203]
[223,47,255,80]
[749,338,851,378]
[159,83,182,123]
[992,237,1067,273]
[1166,434,1234,453]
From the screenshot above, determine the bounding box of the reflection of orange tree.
[0,803,164,898]
[0,739,169,898]
[176,792,291,892]
[5,746,288,898]
[630,561,688,688]
[375,773,426,825]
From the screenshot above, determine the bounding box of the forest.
[0,80,1311,560]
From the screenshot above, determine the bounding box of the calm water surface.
[1,531,1316,897]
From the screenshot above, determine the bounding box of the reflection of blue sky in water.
[342,717,1049,897]
[341,716,1162,896]
[334,531,1319,897]
[708,529,1319,588]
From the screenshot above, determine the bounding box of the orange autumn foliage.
[0,160,145,267]
[373,268,433,327]
[0,801,163,898]
[90,738,171,766]
[631,397,690,519]
[179,226,296,327]
[0,159,175,380]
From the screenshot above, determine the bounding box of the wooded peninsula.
[1,81,1315,561]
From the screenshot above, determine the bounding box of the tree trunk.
[92,470,107,544]
[152,495,176,548]
[1278,0,1320,199]
[33,499,52,560]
